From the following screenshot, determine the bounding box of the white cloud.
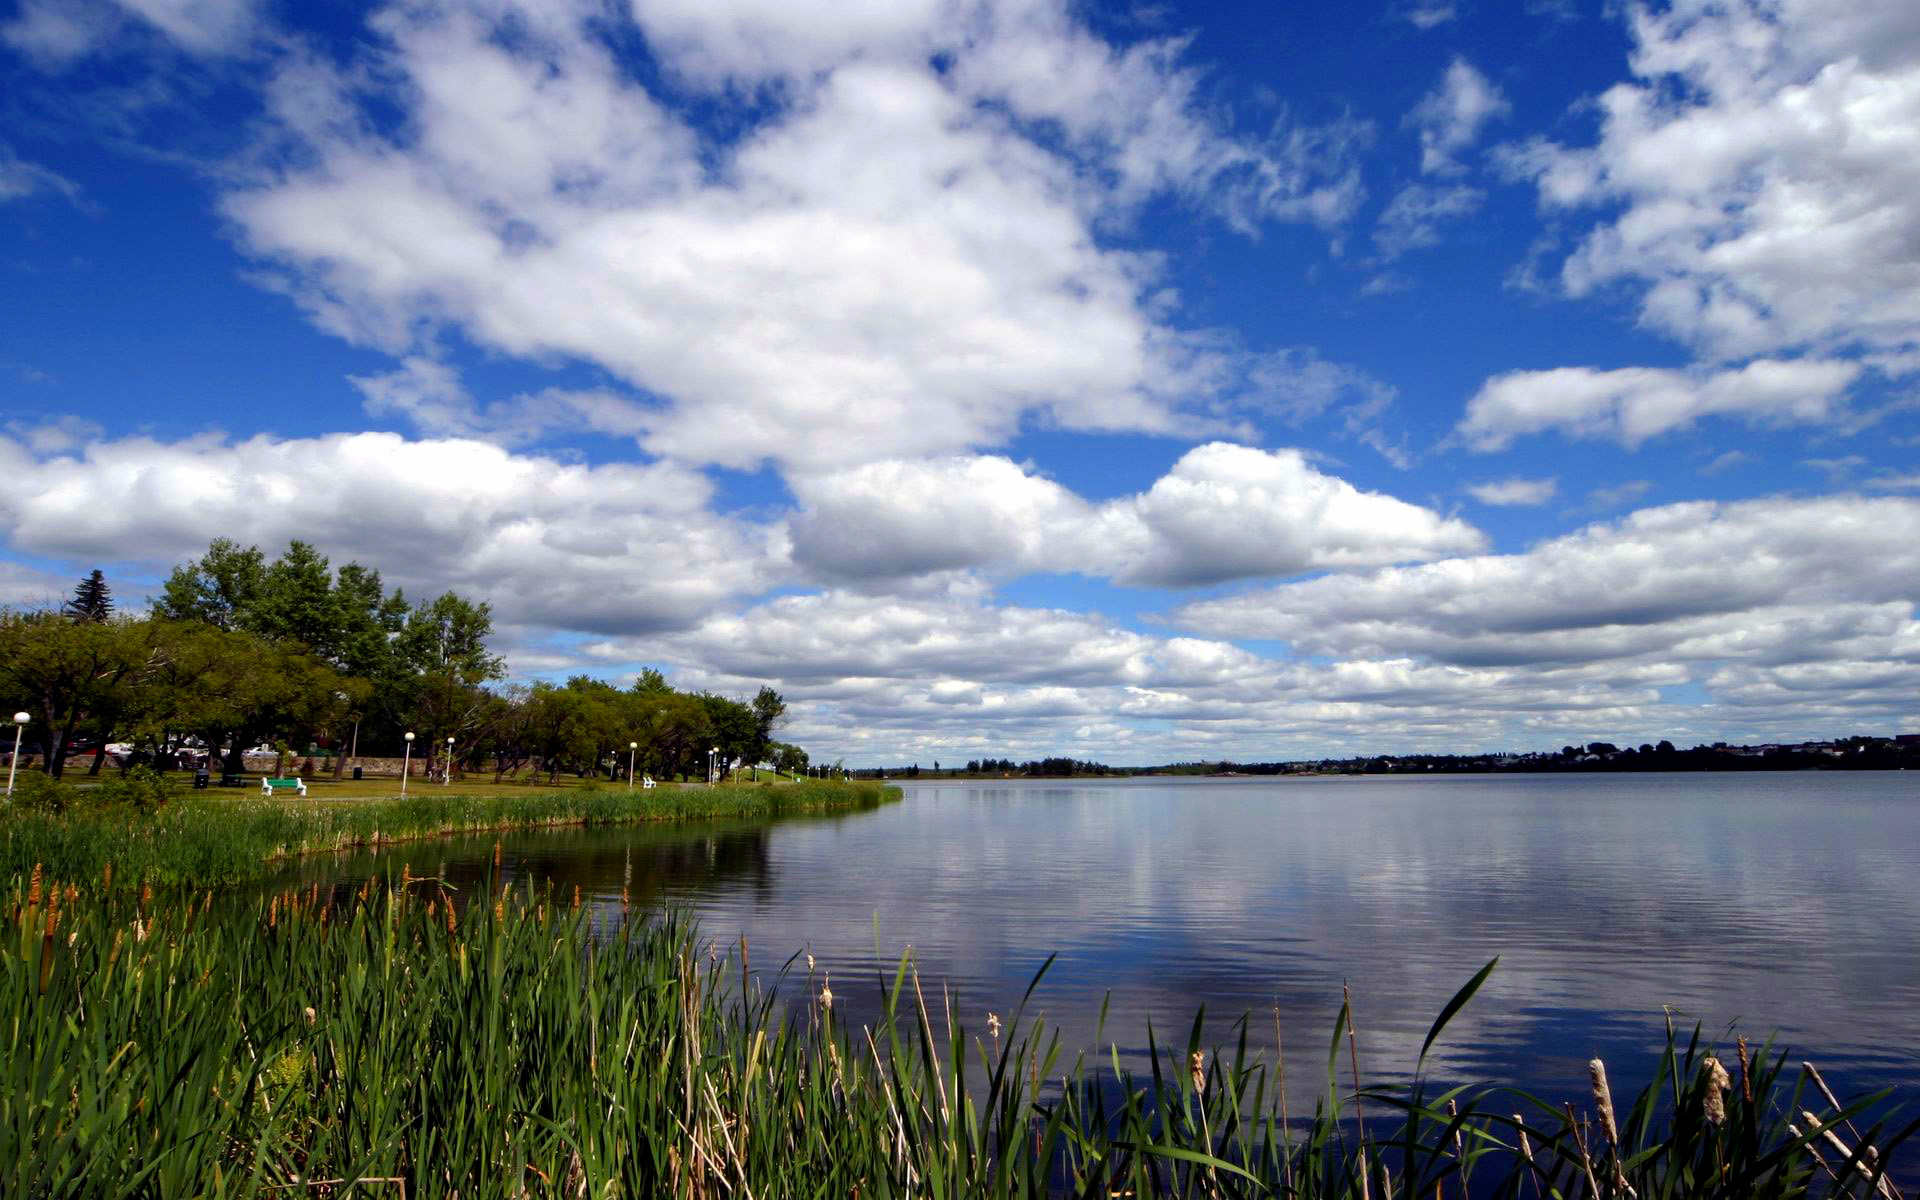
[1501,0,1920,365]
[1465,477,1557,506]
[1175,495,1920,679]
[348,358,647,446]
[1457,358,1862,450]
[220,0,1363,472]
[1574,480,1654,514]
[589,587,1690,761]
[2,0,256,64]
[1398,3,1458,31]
[631,0,1365,231]
[1409,57,1507,175]
[0,432,787,635]
[0,144,82,204]
[787,443,1486,587]
[0,561,79,610]
[1374,182,1482,259]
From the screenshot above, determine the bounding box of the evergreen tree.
[66,570,113,622]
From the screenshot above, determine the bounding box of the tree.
[750,686,786,764]
[396,592,506,777]
[633,667,671,695]
[156,539,266,631]
[251,540,342,654]
[0,612,166,778]
[66,571,113,622]
[700,693,757,778]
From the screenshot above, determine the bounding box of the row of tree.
[0,540,795,782]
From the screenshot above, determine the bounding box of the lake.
[287,772,1920,1116]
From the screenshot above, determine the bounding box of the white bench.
[642,775,656,789]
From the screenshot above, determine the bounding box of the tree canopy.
[2,540,805,783]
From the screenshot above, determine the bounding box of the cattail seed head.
[1589,1058,1620,1148]
[819,974,833,1011]
[987,1013,1001,1039]
[1702,1055,1731,1125]
[1191,1051,1207,1096]
[571,884,581,911]
[27,864,42,906]
[102,862,113,891]
[304,1006,317,1027]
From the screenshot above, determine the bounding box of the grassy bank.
[0,778,899,892]
[4,872,1909,1198]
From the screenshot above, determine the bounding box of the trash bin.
[352,766,363,780]
[194,768,210,790]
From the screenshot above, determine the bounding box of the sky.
[1,0,1917,765]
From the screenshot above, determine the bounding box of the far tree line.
[0,540,799,783]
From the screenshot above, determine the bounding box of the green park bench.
[261,777,308,797]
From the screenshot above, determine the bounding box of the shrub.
[87,764,175,812]
[8,769,74,813]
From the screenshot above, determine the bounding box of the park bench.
[219,772,246,787]
[261,777,308,797]
[642,775,656,789]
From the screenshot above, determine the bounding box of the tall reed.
[4,869,1912,1197]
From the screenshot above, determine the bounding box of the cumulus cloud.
[589,586,1686,761]
[1501,0,1920,366]
[1457,358,1862,450]
[787,443,1485,587]
[0,432,787,635]
[1175,495,1920,683]
[221,0,1364,471]
[1465,477,1557,506]
[1409,58,1507,175]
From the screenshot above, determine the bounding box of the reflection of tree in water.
[279,821,778,914]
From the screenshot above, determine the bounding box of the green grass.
[2,872,1910,1198]
[0,778,899,892]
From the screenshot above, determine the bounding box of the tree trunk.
[87,742,108,776]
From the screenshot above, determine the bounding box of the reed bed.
[0,779,898,892]
[3,868,1910,1198]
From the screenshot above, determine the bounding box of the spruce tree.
[66,569,113,622]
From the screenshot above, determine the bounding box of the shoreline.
[0,779,901,891]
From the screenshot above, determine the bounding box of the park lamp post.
[708,746,718,786]
[401,732,415,797]
[628,742,638,791]
[6,712,27,801]
[445,736,455,785]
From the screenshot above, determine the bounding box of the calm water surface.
[291,773,1920,1110]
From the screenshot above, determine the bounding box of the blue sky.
[2,0,1917,763]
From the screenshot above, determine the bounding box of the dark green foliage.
[65,570,112,622]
